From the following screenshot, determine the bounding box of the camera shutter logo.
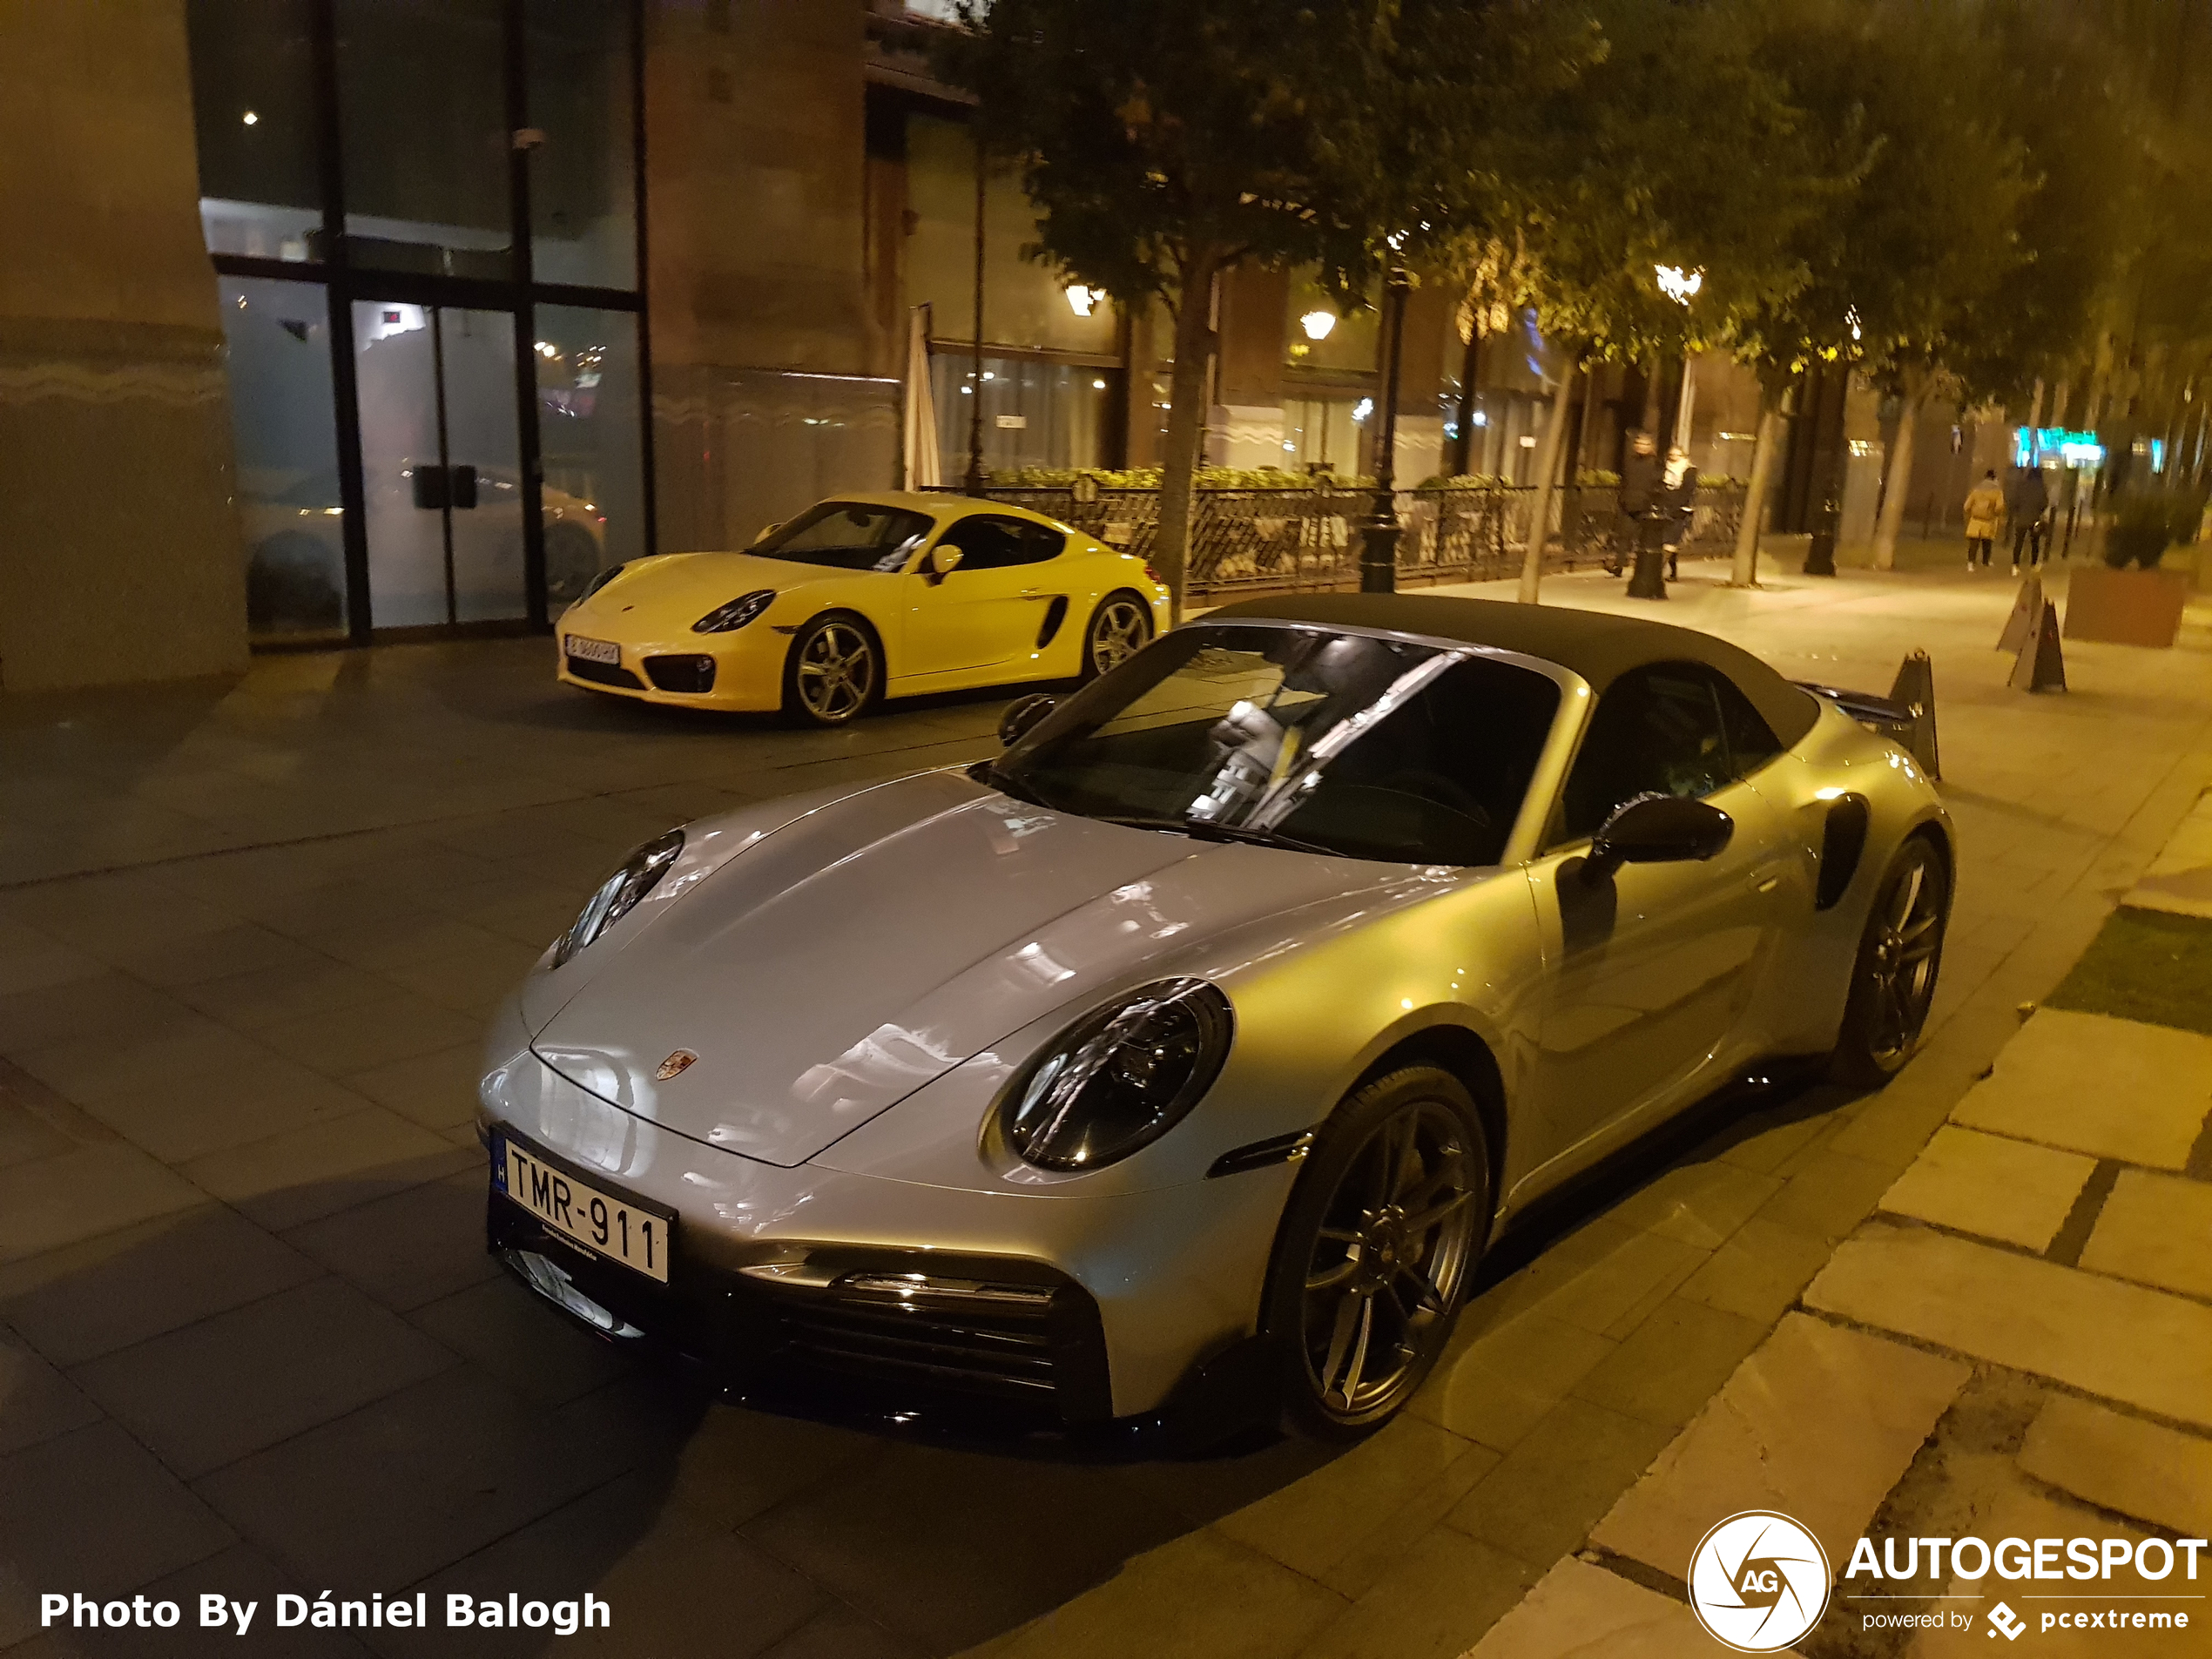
[1687,1511,1831,1651]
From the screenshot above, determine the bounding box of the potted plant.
[2067,487,2200,647]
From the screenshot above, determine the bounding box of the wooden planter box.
[2064,563,2189,648]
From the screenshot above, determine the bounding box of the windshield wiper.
[978,762,1063,813]
[1093,814,1339,858]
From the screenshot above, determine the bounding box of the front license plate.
[565,635,621,665]
[494,1136,671,1283]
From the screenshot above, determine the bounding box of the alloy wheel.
[1863,851,1944,1066]
[1298,1099,1480,1420]
[795,621,875,723]
[1087,597,1151,677]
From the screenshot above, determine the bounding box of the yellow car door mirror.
[928,543,965,579]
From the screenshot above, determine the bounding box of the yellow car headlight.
[692,590,777,633]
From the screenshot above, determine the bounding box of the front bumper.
[477,1036,1286,1421]
[555,625,786,711]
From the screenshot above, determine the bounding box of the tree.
[943,1,1583,618]
[1440,0,1832,602]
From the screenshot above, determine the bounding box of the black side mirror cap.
[999,693,1057,747]
[1583,793,1733,880]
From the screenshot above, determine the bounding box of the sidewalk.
[1472,788,2212,1657]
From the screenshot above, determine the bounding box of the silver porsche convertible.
[478,594,1950,1439]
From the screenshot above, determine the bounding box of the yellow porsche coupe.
[555,491,1171,725]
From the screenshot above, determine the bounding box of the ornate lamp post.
[964,142,987,496]
[1359,266,1412,593]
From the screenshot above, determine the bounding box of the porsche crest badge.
[654,1049,698,1082]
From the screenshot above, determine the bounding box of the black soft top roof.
[1204,593,1820,747]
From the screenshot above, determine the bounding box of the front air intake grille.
[644,654,718,693]
[745,1261,1113,1421]
[567,657,644,690]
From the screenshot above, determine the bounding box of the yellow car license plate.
[565,635,621,665]
[494,1135,671,1283]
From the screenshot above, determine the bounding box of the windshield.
[752,501,934,571]
[995,624,1561,866]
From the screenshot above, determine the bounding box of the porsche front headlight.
[552,829,683,968]
[1001,979,1234,1170]
[692,590,777,633]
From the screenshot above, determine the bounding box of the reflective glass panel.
[534,305,645,603]
[336,0,511,279]
[933,354,1112,478]
[526,0,637,289]
[353,302,527,627]
[220,278,347,637]
[186,0,323,260]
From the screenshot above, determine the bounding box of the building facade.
[2,0,1844,693]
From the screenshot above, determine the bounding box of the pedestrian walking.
[1662,444,1697,581]
[1618,431,1669,598]
[2006,464,2050,571]
[1964,469,2004,570]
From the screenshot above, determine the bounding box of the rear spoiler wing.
[1792,651,1939,780]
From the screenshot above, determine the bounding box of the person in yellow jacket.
[1964,469,2005,569]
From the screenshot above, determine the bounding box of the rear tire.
[1828,836,1948,1087]
[1262,1066,1492,1440]
[1080,591,1154,682]
[780,613,880,727]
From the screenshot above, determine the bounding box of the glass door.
[352,300,528,628]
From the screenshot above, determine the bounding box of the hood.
[578,550,856,624]
[529,769,1399,1167]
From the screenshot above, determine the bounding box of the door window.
[1710,672,1785,778]
[1556,663,1732,843]
[942,516,1063,570]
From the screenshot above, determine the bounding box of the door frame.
[206,0,653,647]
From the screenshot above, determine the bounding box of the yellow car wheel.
[1081,591,1154,681]
[781,613,880,727]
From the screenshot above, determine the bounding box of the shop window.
[219,278,349,638]
[934,355,1114,478]
[1282,395,1368,475]
[186,0,323,260]
[534,306,646,602]
[526,0,637,289]
[336,0,512,279]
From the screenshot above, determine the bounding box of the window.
[1712,672,1784,777]
[1558,663,1732,842]
[753,502,934,571]
[941,516,1063,570]
[1274,657,1561,866]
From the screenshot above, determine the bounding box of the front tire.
[1829,835,1948,1087]
[1263,1066,1492,1440]
[781,614,880,727]
[1081,591,1154,681]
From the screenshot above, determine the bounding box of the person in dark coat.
[1662,444,1698,580]
[1618,431,1669,597]
[2006,464,2051,571]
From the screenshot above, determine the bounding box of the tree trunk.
[1871,372,1927,571]
[1152,246,1225,624]
[1517,359,1579,604]
[1730,383,1784,587]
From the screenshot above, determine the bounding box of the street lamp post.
[1360,266,1411,593]
[964,140,987,496]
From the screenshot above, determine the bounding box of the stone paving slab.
[1460,1557,1712,1658]
[1588,1312,1967,1581]
[1949,1008,2212,1169]
[1804,1223,2212,1430]
[2123,788,2212,919]
[2019,1393,2212,1541]
[1876,1124,2097,1251]
[2080,1169,2212,1302]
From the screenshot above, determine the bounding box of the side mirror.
[999,693,1057,747]
[1583,794,1732,881]
[928,543,965,580]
